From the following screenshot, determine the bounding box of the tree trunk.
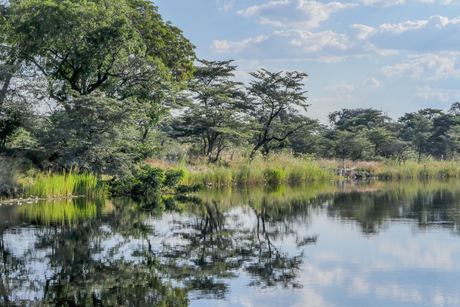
[0,69,13,106]
[0,60,23,107]
[249,142,264,161]
[418,144,422,163]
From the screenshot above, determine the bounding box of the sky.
[154,0,460,122]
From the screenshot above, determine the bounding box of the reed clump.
[176,153,460,186]
[376,160,460,179]
[23,170,104,198]
[179,153,335,186]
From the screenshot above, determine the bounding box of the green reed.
[179,154,335,186]
[376,160,460,179]
[23,170,105,198]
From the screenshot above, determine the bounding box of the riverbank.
[3,154,460,199]
[150,155,460,186]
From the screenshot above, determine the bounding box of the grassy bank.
[177,154,335,185]
[4,154,460,200]
[351,159,460,179]
[149,154,460,186]
[0,156,106,199]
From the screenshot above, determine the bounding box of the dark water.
[1,180,460,306]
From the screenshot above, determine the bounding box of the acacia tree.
[245,69,311,160]
[0,0,195,173]
[172,60,248,162]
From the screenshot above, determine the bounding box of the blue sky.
[154,0,460,122]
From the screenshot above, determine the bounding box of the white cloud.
[237,0,291,17]
[359,0,453,6]
[381,52,460,80]
[211,15,460,65]
[416,91,450,101]
[326,81,355,94]
[217,0,236,11]
[211,29,352,61]
[363,78,381,87]
[359,0,405,7]
[378,19,429,34]
[234,70,251,79]
[348,277,370,296]
[237,0,357,29]
[357,15,460,52]
[349,24,375,40]
[211,35,267,53]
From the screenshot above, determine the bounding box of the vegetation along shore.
[2,0,460,200]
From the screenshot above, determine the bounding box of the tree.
[0,0,196,172]
[38,94,145,175]
[399,110,436,162]
[5,0,195,99]
[365,127,394,158]
[441,126,460,160]
[328,108,390,131]
[326,128,373,167]
[272,115,321,156]
[245,69,311,160]
[172,60,248,162]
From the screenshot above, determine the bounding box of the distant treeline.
[1,0,458,178]
[163,60,460,166]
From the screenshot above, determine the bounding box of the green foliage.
[0,0,195,174]
[328,108,390,131]
[108,165,186,196]
[245,69,311,159]
[399,111,434,162]
[38,94,144,175]
[6,0,194,98]
[324,129,373,165]
[164,169,184,188]
[172,60,249,163]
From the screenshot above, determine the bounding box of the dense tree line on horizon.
[1,0,460,177]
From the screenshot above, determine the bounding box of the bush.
[108,165,189,197]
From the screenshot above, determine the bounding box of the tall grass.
[370,160,460,179]
[169,153,460,186]
[23,170,105,198]
[178,153,335,186]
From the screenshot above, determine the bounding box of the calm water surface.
[1,180,460,306]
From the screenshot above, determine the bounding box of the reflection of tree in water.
[4,180,460,306]
[324,185,460,235]
[0,195,315,306]
[406,189,460,233]
[0,200,189,307]
[153,197,312,299]
[326,191,393,235]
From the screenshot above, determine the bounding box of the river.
[1,179,460,306]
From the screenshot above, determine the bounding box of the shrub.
[108,165,191,197]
